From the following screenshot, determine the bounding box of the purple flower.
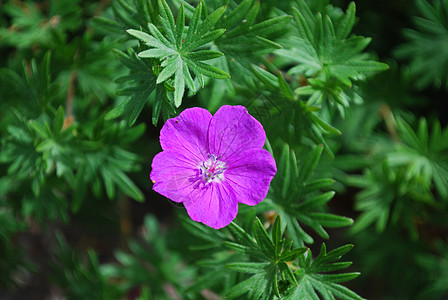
[150,105,277,229]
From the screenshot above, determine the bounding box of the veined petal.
[207,105,266,161]
[160,107,212,161]
[150,150,201,203]
[224,149,277,206]
[152,105,277,229]
[183,183,238,229]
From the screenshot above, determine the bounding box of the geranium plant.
[1,0,447,299]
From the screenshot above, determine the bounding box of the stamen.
[199,154,227,184]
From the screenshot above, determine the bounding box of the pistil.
[200,154,227,184]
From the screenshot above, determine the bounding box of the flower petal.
[224,149,277,206]
[150,150,201,203]
[183,183,238,229]
[207,105,266,161]
[160,107,212,161]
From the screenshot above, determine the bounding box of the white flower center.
[200,154,227,184]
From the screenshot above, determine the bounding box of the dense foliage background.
[1,0,447,299]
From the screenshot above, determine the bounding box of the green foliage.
[51,234,122,299]
[247,68,341,156]
[348,159,420,236]
[418,240,448,299]
[0,204,27,290]
[178,213,361,299]
[347,116,448,238]
[2,0,448,299]
[349,227,429,298]
[278,1,388,116]
[104,0,293,123]
[0,52,144,222]
[0,107,145,219]
[0,52,57,112]
[262,144,353,246]
[174,0,292,78]
[200,0,293,110]
[224,216,307,299]
[93,0,156,40]
[0,0,81,49]
[105,0,232,125]
[284,243,362,300]
[54,31,121,103]
[101,214,196,299]
[215,216,360,300]
[388,117,448,200]
[395,0,448,90]
[105,47,165,126]
[128,0,230,107]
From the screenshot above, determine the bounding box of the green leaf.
[223,241,249,253]
[299,144,323,181]
[225,215,312,298]
[174,63,185,107]
[105,99,131,120]
[303,178,335,192]
[158,0,176,42]
[272,215,282,256]
[54,106,65,133]
[175,4,185,49]
[114,170,144,201]
[266,144,354,246]
[101,168,116,199]
[298,191,336,211]
[280,247,308,262]
[117,0,137,18]
[220,0,253,29]
[310,213,354,228]
[185,1,202,42]
[29,120,50,139]
[253,217,274,255]
[394,0,448,90]
[277,73,294,99]
[285,244,363,299]
[105,48,158,126]
[101,164,144,202]
[138,48,177,58]
[229,222,258,247]
[292,6,313,43]
[309,113,342,135]
[188,60,230,79]
[157,56,180,84]
[195,5,227,38]
[250,64,279,90]
[127,29,160,46]
[125,2,229,109]
[92,16,125,34]
[226,262,271,274]
[247,15,293,37]
[336,2,356,39]
[184,50,223,61]
[279,1,388,114]
[225,273,263,299]
[278,144,291,199]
